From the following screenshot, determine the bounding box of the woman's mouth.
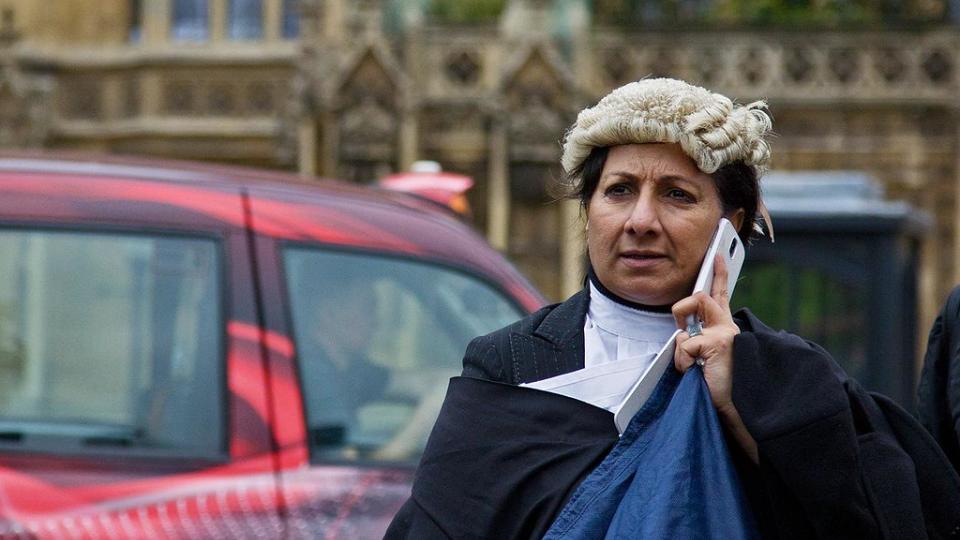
[619,251,667,268]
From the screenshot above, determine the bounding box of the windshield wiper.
[83,427,146,448]
[0,421,144,449]
[0,430,23,443]
[310,424,346,447]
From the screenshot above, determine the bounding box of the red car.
[0,154,544,539]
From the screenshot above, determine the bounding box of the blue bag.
[543,366,759,539]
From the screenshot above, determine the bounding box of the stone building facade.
[0,0,958,343]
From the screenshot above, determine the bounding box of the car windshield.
[0,229,224,456]
[283,247,524,463]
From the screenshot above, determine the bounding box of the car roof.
[0,151,545,310]
[0,150,426,205]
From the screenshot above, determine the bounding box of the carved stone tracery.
[340,96,397,148]
[875,48,905,83]
[121,75,139,118]
[0,9,50,148]
[247,81,275,114]
[502,46,574,164]
[0,70,50,147]
[829,48,859,83]
[207,83,237,115]
[332,45,407,179]
[601,48,632,85]
[163,81,196,115]
[693,49,719,85]
[739,47,767,86]
[922,49,952,84]
[785,47,813,83]
[445,51,481,86]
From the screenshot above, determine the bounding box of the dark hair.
[560,146,762,244]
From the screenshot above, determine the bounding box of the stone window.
[128,0,142,43]
[172,0,210,41]
[228,0,263,40]
[282,0,299,39]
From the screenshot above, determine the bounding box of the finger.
[676,334,711,372]
[674,334,697,372]
[679,334,705,360]
[672,293,706,329]
[698,292,735,326]
[711,254,730,307]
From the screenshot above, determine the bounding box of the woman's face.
[586,143,740,306]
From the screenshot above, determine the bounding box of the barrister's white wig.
[561,78,772,178]
[561,78,775,239]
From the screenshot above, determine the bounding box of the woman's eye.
[605,184,632,197]
[666,188,694,202]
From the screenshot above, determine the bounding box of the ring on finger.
[695,357,706,367]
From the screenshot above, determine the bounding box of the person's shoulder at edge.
[460,302,560,384]
[460,289,588,384]
[917,284,960,473]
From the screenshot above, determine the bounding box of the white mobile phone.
[684,218,745,334]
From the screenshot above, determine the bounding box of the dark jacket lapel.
[509,288,589,384]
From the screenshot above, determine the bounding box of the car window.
[283,247,524,463]
[0,229,223,457]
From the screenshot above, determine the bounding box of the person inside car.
[298,274,389,455]
[296,268,453,462]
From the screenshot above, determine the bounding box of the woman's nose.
[623,195,661,235]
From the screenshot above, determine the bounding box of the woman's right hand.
[671,255,740,413]
[672,254,758,464]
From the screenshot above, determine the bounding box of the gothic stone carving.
[163,80,196,115]
[121,74,139,118]
[206,82,237,115]
[503,47,573,161]
[0,63,51,147]
[589,31,959,101]
[508,95,564,146]
[339,96,397,158]
[336,48,402,161]
[0,7,49,147]
[246,81,276,114]
[60,75,102,120]
[445,51,481,86]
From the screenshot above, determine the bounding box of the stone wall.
[11,0,129,46]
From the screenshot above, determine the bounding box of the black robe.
[918,285,960,474]
[388,289,960,539]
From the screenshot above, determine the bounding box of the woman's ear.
[729,208,745,231]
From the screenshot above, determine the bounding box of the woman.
[387,79,959,539]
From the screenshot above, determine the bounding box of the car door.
[246,184,534,538]
[0,171,282,539]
